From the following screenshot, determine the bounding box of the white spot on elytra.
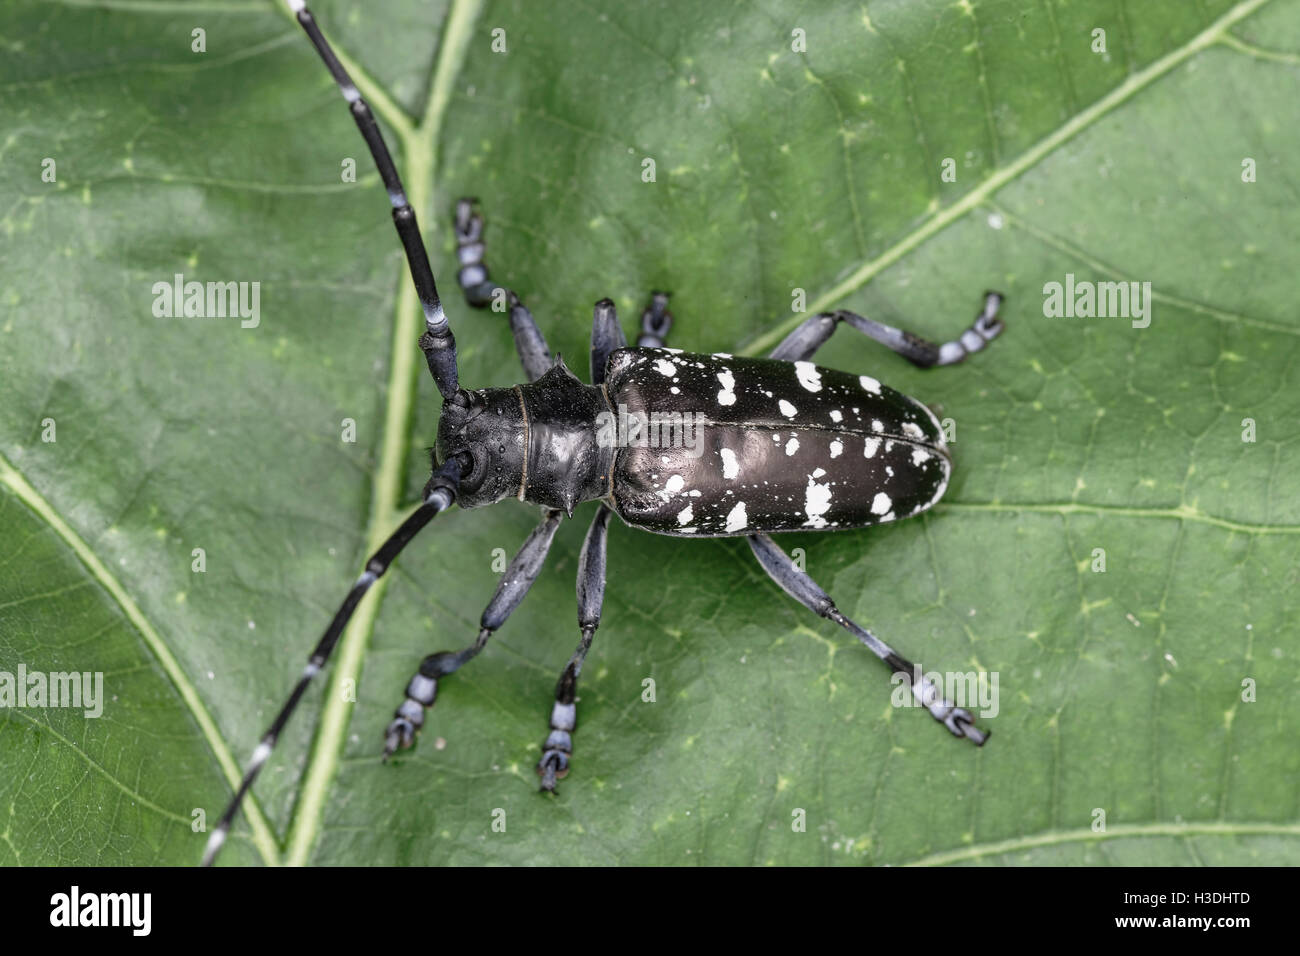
[863,437,880,458]
[785,437,800,456]
[859,375,882,395]
[803,473,833,528]
[911,448,932,466]
[829,439,843,458]
[901,422,925,440]
[717,370,737,406]
[677,503,694,525]
[794,361,823,392]
[871,419,883,432]
[654,358,676,376]
[720,448,739,479]
[657,474,686,501]
[778,399,798,418]
[871,492,892,515]
[725,501,748,532]
[829,410,843,423]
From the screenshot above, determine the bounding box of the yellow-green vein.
[906,819,1300,866]
[740,0,1276,357]
[281,0,487,867]
[0,452,281,864]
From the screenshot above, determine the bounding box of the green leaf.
[2,0,1297,866]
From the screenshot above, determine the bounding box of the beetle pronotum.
[203,0,1006,865]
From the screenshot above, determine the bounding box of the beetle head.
[432,386,526,508]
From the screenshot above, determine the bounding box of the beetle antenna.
[201,454,468,866]
[286,0,459,397]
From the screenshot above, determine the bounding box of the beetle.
[202,0,1006,864]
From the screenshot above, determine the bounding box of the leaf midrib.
[276,0,488,867]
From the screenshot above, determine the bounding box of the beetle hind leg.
[746,532,989,746]
[769,291,1004,367]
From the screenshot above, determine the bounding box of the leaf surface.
[1,0,1297,865]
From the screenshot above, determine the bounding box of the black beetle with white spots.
[203,0,1008,865]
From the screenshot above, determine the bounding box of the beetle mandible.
[203,0,1006,865]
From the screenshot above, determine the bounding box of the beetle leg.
[538,504,611,791]
[636,291,674,347]
[746,533,989,746]
[589,298,626,385]
[453,197,553,382]
[768,291,1004,367]
[382,508,564,758]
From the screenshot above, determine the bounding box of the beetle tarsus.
[537,751,567,793]
[974,290,1006,340]
[383,716,417,760]
[912,674,990,746]
[947,708,989,746]
[636,291,674,347]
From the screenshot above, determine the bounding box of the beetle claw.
[537,751,568,792]
[382,716,417,760]
[945,707,989,746]
[974,291,1005,340]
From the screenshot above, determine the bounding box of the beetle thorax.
[434,362,613,514]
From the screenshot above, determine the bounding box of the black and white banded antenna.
[202,457,465,865]
[286,0,460,396]
[202,0,468,866]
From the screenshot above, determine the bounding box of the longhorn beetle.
[203,0,1007,864]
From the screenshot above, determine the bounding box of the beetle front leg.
[383,507,564,757]
[747,533,988,745]
[769,291,1004,366]
[538,504,611,790]
[453,198,553,382]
